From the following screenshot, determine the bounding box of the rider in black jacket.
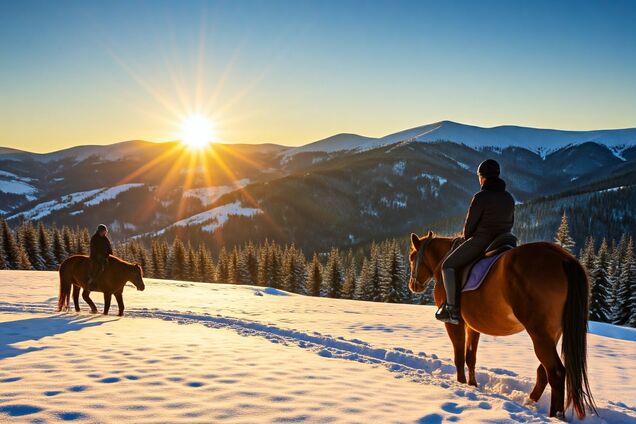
[436,160,515,324]
[87,224,113,291]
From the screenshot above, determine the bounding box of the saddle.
[457,232,518,292]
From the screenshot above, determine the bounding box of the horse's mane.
[108,255,140,269]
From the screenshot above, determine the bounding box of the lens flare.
[180,115,215,149]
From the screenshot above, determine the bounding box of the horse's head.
[130,263,146,291]
[408,230,436,293]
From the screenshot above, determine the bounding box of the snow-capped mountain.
[2,121,636,251]
[286,120,636,158]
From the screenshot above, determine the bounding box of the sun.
[180,115,215,149]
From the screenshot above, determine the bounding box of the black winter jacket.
[90,233,113,261]
[463,177,515,240]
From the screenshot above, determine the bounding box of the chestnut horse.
[409,231,596,419]
[58,255,145,316]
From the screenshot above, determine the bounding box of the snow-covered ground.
[0,271,634,423]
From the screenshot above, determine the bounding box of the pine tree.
[170,237,187,280]
[20,221,43,270]
[215,247,230,283]
[51,227,67,265]
[554,211,575,253]
[612,238,634,326]
[306,253,322,296]
[186,245,198,281]
[589,239,611,322]
[355,244,386,302]
[282,246,307,294]
[341,261,357,299]
[197,244,214,283]
[1,219,21,269]
[383,240,408,303]
[579,236,596,277]
[321,248,343,298]
[151,239,166,279]
[62,226,75,256]
[37,222,54,270]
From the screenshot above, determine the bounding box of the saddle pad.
[462,252,506,292]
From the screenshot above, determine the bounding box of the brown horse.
[408,231,596,420]
[58,255,145,316]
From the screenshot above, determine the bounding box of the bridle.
[411,236,463,289]
[411,236,436,288]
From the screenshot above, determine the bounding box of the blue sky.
[1,0,635,152]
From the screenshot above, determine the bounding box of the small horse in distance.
[58,255,145,316]
[409,231,596,420]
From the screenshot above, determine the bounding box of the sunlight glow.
[180,115,216,149]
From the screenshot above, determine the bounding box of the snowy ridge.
[183,179,251,206]
[150,201,262,236]
[285,120,636,157]
[9,184,144,220]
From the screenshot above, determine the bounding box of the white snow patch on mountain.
[152,201,262,235]
[9,188,103,220]
[392,160,406,176]
[0,179,37,197]
[183,179,250,206]
[83,183,144,206]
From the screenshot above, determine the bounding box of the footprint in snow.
[441,402,465,414]
[99,377,120,384]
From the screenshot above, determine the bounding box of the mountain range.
[2,120,635,253]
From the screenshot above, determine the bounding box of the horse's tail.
[561,259,597,419]
[58,261,72,312]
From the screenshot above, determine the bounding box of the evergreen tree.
[37,222,54,270]
[579,236,596,277]
[321,248,343,298]
[215,247,230,283]
[341,261,357,299]
[62,226,75,256]
[554,211,575,253]
[306,253,322,297]
[282,246,306,294]
[244,242,258,284]
[186,244,198,281]
[1,219,21,269]
[589,239,612,322]
[169,237,187,280]
[151,239,166,279]
[51,227,67,265]
[612,238,634,326]
[197,244,215,282]
[355,244,386,302]
[383,240,408,303]
[20,221,43,270]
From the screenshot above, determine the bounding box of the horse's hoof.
[555,411,566,421]
[90,309,98,314]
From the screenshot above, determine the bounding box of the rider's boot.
[436,268,461,325]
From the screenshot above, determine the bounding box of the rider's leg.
[437,237,489,323]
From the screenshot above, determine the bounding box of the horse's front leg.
[114,292,125,317]
[72,284,81,312]
[82,289,98,314]
[465,327,480,386]
[445,322,466,384]
[103,292,112,315]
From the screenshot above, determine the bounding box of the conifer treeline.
[0,218,423,305]
[1,216,634,327]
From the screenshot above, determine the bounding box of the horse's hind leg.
[114,292,125,317]
[528,331,565,417]
[82,289,98,314]
[72,284,81,312]
[529,364,548,402]
[445,322,467,384]
[465,328,480,386]
[103,292,112,315]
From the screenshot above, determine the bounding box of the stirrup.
[435,302,461,325]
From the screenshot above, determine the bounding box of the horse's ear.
[410,233,421,250]
[427,230,434,238]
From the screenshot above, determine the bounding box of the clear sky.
[1,0,636,152]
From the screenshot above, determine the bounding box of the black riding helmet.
[477,159,500,179]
